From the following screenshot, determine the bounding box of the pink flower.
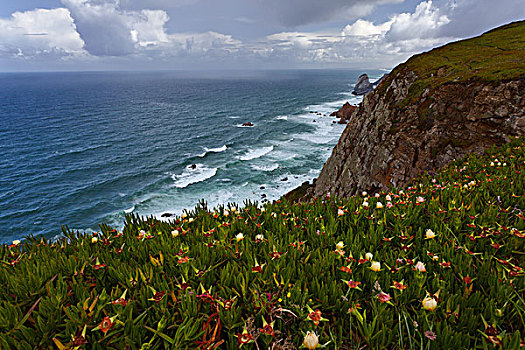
[424,330,437,341]
[378,292,391,303]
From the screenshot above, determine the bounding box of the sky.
[0,0,523,72]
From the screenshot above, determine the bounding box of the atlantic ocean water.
[0,70,383,243]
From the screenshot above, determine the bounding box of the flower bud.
[425,229,436,239]
[303,331,319,349]
[414,261,426,272]
[422,296,437,311]
[370,261,381,272]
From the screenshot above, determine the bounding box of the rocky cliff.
[309,20,525,198]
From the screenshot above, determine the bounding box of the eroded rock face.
[309,70,525,198]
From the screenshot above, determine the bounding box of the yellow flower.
[236,233,244,242]
[376,202,384,209]
[303,331,319,349]
[171,230,180,237]
[336,241,345,251]
[181,212,188,219]
[91,237,98,244]
[425,229,436,239]
[12,240,21,246]
[370,261,381,272]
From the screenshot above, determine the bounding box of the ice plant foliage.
[0,137,524,348]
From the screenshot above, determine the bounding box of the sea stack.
[352,74,374,95]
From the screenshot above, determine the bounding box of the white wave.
[124,206,135,214]
[251,163,279,172]
[229,116,241,119]
[238,146,274,161]
[171,164,218,189]
[276,115,288,120]
[199,145,227,157]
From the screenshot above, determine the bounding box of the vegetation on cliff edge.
[378,20,525,104]
[1,137,525,349]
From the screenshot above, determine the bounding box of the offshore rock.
[352,74,374,95]
[330,102,358,123]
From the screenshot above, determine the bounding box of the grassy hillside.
[378,20,525,102]
[1,137,525,349]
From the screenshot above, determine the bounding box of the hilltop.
[308,20,525,199]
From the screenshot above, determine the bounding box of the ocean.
[0,69,383,243]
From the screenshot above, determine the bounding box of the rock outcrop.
[309,20,525,199]
[352,74,374,95]
[330,102,358,123]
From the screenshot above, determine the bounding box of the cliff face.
[310,21,525,198]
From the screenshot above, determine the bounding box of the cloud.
[386,1,450,41]
[61,0,172,56]
[0,8,84,58]
[253,0,404,27]
[437,0,525,38]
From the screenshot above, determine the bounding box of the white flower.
[416,196,425,203]
[498,162,502,166]
[362,191,368,197]
[303,331,319,349]
[376,202,384,209]
[425,229,436,239]
[91,237,98,244]
[375,193,380,198]
[337,209,345,216]
[231,207,237,213]
[414,261,426,272]
[171,230,180,237]
[490,162,495,166]
[336,241,345,251]
[181,212,188,219]
[12,240,21,246]
[387,202,393,208]
[422,295,437,311]
[235,233,244,242]
[224,210,230,217]
[503,162,507,166]
[188,217,194,223]
[365,252,373,261]
[260,207,266,212]
[255,234,264,241]
[363,201,369,207]
[386,195,391,201]
[370,261,381,272]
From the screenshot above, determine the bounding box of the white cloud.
[0,8,85,58]
[386,1,450,41]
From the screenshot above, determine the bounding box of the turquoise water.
[0,69,382,242]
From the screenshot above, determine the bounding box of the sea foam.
[171,164,218,188]
[238,146,274,161]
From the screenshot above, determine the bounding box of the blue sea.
[0,69,382,243]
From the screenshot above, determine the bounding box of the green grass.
[378,20,525,104]
[1,137,525,349]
